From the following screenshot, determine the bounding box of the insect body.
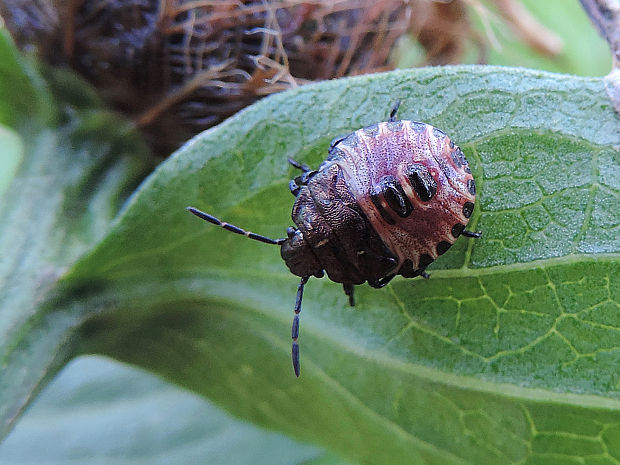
[188,101,479,377]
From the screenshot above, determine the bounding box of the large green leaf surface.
[73,68,619,463]
[1,29,619,464]
[0,356,350,465]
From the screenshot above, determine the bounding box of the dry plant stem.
[136,62,236,127]
[489,0,563,55]
[63,0,80,58]
[163,1,303,34]
[0,0,486,152]
[465,0,501,50]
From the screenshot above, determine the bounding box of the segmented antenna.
[188,206,310,377]
[292,276,309,377]
[186,207,286,245]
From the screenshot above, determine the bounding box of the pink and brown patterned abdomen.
[326,120,476,276]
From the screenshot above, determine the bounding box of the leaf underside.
[0,356,351,465]
[1,31,619,465]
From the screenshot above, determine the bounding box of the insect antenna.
[292,276,309,377]
[186,207,286,245]
[287,157,310,173]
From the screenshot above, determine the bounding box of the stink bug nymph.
[187,101,480,377]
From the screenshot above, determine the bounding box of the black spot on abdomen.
[463,202,474,219]
[418,253,434,269]
[451,223,465,238]
[406,164,437,202]
[467,179,476,195]
[380,176,413,218]
[436,241,451,255]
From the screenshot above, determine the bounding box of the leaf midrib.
[156,305,474,465]
[78,258,620,410]
[78,287,619,465]
[95,252,619,281]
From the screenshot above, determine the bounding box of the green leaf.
[0,125,23,199]
[0,356,352,465]
[0,30,53,126]
[0,33,150,436]
[66,67,618,464]
[1,29,619,464]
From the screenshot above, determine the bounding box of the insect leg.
[368,274,396,289]
[342,283,355,306]
[389,100,402,122]
[186,207,286,245]
[462,230,482,238]
[289,179,301,196]
[292,276,310,377]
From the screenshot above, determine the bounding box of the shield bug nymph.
[188,101,480,377]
